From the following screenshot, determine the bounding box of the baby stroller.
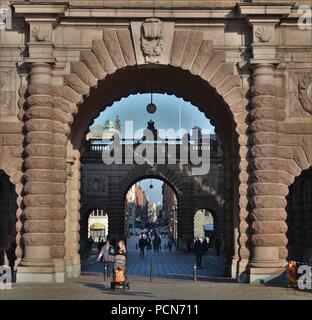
[110,253,130,291]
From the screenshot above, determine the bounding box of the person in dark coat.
[194,238,203,268]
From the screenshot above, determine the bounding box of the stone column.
[249,63,288,283]
[17,63,67,283]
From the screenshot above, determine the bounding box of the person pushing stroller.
[111,242,130,291]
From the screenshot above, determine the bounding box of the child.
[115,267,125,284]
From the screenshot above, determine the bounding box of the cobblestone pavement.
[0,236,311,300]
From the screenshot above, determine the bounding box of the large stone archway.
[0,1,311,284]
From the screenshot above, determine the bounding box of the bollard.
[193,264,197,282]
[149,263,154,283]
[103,263,108,282]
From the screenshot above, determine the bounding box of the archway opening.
[70,65,241,279]
[80,209,109,258]
[124,177,178,253]
[286,167,312,263]
[0,170,18,278]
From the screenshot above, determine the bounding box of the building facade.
[0,0,311,284]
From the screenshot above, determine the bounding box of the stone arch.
[21,28,250,282]
[193,196,224,241]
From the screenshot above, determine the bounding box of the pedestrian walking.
[194,238,203,268]
[138,233,147,257]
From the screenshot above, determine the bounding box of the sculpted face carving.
[298,72,312,115]
[141,18,164,63]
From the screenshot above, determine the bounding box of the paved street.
[0,236,311,300]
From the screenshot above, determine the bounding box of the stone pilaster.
[17,63,68,283]
[249,63,288,283]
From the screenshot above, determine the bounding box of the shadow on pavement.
[78,281,155,298]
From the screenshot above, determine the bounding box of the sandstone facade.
[0,0,311,283]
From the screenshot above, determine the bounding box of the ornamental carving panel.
[140,18,164,63]
[298,71,312,115]
[0,70,16,119]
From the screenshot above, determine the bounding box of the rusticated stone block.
[228,99,249,114]
[64,74,90,96]
[250,132,279,145]
[24,158,66,171]
[217,75,241,97]
[24,145,67,158]
[23,207,66,220]
[23,220,65,233]
[223,87,243,106]
[251,234,287,247]
[250,195,287,209]
[279,247,288,259]
[51,246,66,259]
[92,39,116,74]
[23,195,66,208]
[240,221,249,233]
[180,30,203,71]
[201,51,225,81]
[53,86,83,104]
[171,30,190,67]
[116,29,136,66]
[22,233,65,246]
[251,170,294,185]
[80,50,106,80]
[239,209,249,220]
[27,84,54,96]
[251,221,288,234]
[250,119,278,133]
[250,108,277,121]
[24,182,66,195]
[190,40,213,75]
[238,234,249,246]
[251,158,288,171]
[71,62,97,88]
[2,134,24,146]
[103,29,126,69]
[27,95,54,107]
[26,132,68,146]
[210,63,235,88]
[251,85,277,97]
[249,183,289,197]
[239,247,251,259]
[26,119,70,136]
[24,107,54,121]
[233,111,248,125]
[251,145,279,158]
[252,96,280,109]
[54,97,77,114]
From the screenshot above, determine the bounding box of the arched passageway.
[286,167,312,263]
[0,171,18,273]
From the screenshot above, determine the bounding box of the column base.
[72,264,81,278]
[16,266,55,283]
[249,267,287,284]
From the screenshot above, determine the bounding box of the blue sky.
[92,93,215,203]
[139,179,164,205]
[91,93,215,138]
